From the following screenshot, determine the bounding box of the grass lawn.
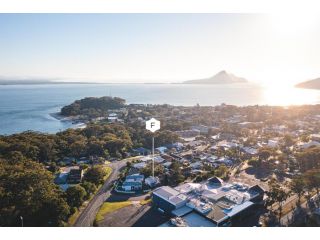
[68,209,80,226]
[103,166,112,180]
[95,201,133,222]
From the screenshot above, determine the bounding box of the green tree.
[66,185,87,208]
[258,148,272,161]
[283,134,295,147]
[168,162,185,186]
[296,147,320,172]
[289,177,306,205]
[248,158,259,168]
[215,164,229,178]
[80,181,97,200]
[0,158,70,226]
[83,166,107,186]
[266,180,290,223]
[304,169,320,197]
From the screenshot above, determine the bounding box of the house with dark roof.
[67,169,83,184]
[248,185,265,202]
[132,147,151,156]
[208,177,224,186]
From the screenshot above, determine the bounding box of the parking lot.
[97,202,168,227]
[96,191,169,227]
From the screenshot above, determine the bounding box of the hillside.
[295,78,320,89]
[60,96,126,117]
[183,70,248,84]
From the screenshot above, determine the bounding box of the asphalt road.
[74,160,128,227]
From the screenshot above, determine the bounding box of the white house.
[267,139,279,148]
[242,147,258,155]
[108,113,118,122]
[154,156,165,163]
[133,162,147,169]
[191,125,210,134]
[145,176,160,187]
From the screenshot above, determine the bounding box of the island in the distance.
[295,77,320,90]
[183,70,248,84]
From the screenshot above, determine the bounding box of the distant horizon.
[0,71,318,86]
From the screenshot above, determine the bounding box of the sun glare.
[263,85,319,106]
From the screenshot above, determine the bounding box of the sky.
[0,13,320,86]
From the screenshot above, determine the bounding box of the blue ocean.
[0,83,319,135]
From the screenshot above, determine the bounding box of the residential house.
[189,161,203,170]
[175,129,200,139]
[67,168,83,184]
[191,125,210,134]
[267,139,279,148]
[156,146,168,154]
[133,162,147,170]
[145,176,160,188]
[132,147,151,156]
[152,179,265,227]
[122,174,145,192]
[108,113,118,122]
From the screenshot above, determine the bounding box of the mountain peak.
[295,77,320,89]
[184,70,248,84]
[217,70,227,75]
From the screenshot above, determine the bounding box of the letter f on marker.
[151,122,155,128]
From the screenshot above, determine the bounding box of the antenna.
[146,118,161,178]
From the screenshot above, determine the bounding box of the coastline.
[49,112,87,129]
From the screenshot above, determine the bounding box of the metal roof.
[153,186,180,200]
[225,201,254,217]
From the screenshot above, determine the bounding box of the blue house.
[155,146,168,154]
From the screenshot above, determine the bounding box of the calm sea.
[0,83,320,135]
